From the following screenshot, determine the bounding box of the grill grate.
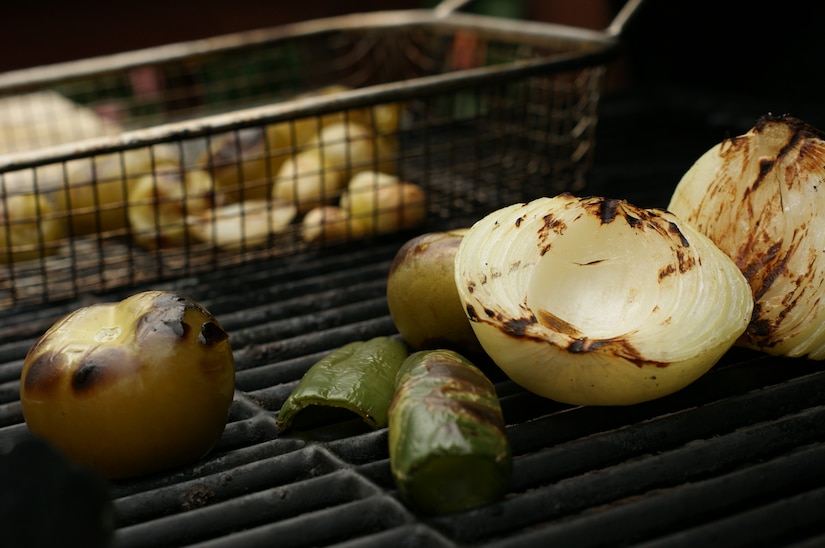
[1,235,823,547]
[2,73,825,548]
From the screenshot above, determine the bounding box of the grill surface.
[1,86,825,547]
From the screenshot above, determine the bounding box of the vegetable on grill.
[58,145,182,236]
[276,336,409,432]
[454,194,754,406]
[200,84,398,205]
[127,167,214,249]
[668,114,825,359]
[386,229,483,356]
[301,171,427,243]
[272,121,393,214]
[20,290,236,480]
[388,349,511,515]
[0,193,65,263]
[339,171,426,235]
[187,198,297,250]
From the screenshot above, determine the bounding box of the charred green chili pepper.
[388,349,512,515]
[276,336,409,432]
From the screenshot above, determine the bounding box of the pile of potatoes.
[0,86,428,263]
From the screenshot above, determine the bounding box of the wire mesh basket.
[0,2,640,310]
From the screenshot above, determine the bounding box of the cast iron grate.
[0,237,823,547]
[1,91,824,547]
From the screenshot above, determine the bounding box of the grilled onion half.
[454,194,754,406]
[668,114,825,359]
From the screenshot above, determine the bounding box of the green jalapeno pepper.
[276,336,409,432]
[388,349,512,515]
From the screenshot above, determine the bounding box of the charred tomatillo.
[387,230,484,357]
[20,290,235,480]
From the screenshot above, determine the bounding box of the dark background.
[4,1,823,105]
[0,1,592,72]
[621,1,825,120]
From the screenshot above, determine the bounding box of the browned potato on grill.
[272,121,379,213]
[127,168,214,249]
[56,147,181,236]
[0,193,66,263]
[272,149,345,214]
[187,198,297,250]
[204,119,346,206]
[352,102,403,135]
[202,84,399,206]
[0,90,121,155]
[340,171,426,234]
[202,127,295,205]
[301,171,427,244]
[301,205,368,243]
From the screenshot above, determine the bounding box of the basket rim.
[0,9,617,93]
[0,9,620,174]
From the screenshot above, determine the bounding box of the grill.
[2,3,825,547]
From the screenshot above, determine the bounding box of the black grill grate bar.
[109,425,301,500]
[195,258,395,320]
[434,407,825,543]
[330,523,456,548]
[0,421,27,453]
[0,340,41,371]
[0,367,23,404]
[486,443,825,548]
[207,412,282,457]
[110,403,825,547]
[233,350,332,393]
[163,245,399,316]
[632,484,825,548]
[187,495,413,548]
[324,429,390,468]
[498,347,821,431]
[504,364,825,457]
[113,469,385,548]
[113,444,345,526]
[228,296,390,358]
[217,279,389,342]
[505,372,825,490]
[0,400,22,429]
[232,315,398,374]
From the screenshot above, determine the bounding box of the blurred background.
[1,1,603,72]
[3,0,823,108]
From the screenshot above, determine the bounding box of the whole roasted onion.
[454,194,753,406]
[668,114,825,359]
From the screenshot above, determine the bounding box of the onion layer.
[454,194,754,406]
[668,114,825,359]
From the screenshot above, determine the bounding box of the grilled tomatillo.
[20,291,235,480]
[387,230,484,357]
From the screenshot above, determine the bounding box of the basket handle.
[435,0,647,38]
[605,0,646,38]
[433,0,473,18]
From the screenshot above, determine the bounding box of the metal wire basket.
[0,1,641,310]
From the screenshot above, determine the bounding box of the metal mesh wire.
[0,10,618,309]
